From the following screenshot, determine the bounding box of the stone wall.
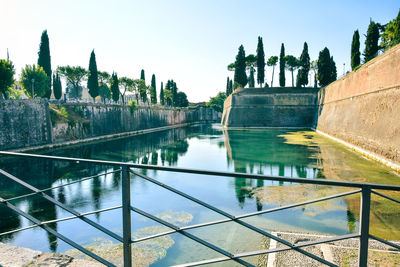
[0,101,220,150]
[222,87,319,127]
[316,44,400,165]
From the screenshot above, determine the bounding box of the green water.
[0,124,399,266]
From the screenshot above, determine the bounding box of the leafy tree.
[207,92,226,112]
[351,30,361,70]
[256,36,265,87]
[364,20,381,62]
[233,45,247,88]
[317,47,336,86]
[160,81,164,105]
[0,59,15,99]
[284,55,300,87]
[310,60,318,88]
[267,56,278,87]
[110,72,119,102]
[140,69,145,81]
[37,30,52,98]
[57,66,86,99]
[138,79,148,103]
[150,74,157,104]
[279,43,285,87]
[87,50,99,102]
[119,77,135,105]
[20,65,49,98]
[176,91,188,107]
[248,68,255,87]
[298,42,310,87]
[98,71,111,103]
[380,10,400,50]
[53,73,62,100]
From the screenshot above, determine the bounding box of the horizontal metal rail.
[2,151,400,190]
[130,170,337,266]
[0,205,122,237]
[0,169,123,243]
[369,234,400,251]
[371,189,400,204]
[0,196,116,267]
[5,169,121,202]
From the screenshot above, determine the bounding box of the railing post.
[358,186,371,267]
[122,166,132,267]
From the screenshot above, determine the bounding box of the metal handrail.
[0,151,400,266]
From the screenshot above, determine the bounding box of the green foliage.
[140,69,145,81]
[160,82,164,105]
[229,79,233,93]
[164,88,172,106]
[119,76,135,105]
[98,71,110,85]
[256,36,265,87]
[98,84,111,103]
[150,74,157,104]
[0,59,15,99]
[248,68,255,87]
[351,30,361,70]
[227,62,236,71]
[110,72,119,102]
[8,85,26,99]
[310,60,318,87]
[206,92,226,113]
[53,73,62,99]
[380,10,400,50]
[233,45,247,88]
[87,50,99,100]
[138,79,148,103]
[57,65,87,99]
[279,43,285,87]
[317,47,337,86]
[20,64,50,98]
[284,55,300,87]
[298,42,310,87]
[128,100,138,113]
[226,77,232,95]
[37,30,52,98]
[176,91,188,107]
[59,107,68,118]
[364,20,381,62]
[267,56,278,87]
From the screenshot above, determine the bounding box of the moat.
[0,124,399,266]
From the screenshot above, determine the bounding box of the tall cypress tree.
[87,50,99,102]
[229,79,233,93]
[249,68,255,87]
[351,30,361,70]
[140,69,145,81]
[111,72,119,102]
[171,80,177,106]
[364,20,380,62]
[160,82,164,105]
[279,43,286,87]
[330,56,337,82]
[37,30,52,98]
[299,42,310,87]
[256,36,265,87]
[317,47,333,86]
[150,74,157,104]
[233,45,247,88]
[226,77,230,95]
[53,73,62,100]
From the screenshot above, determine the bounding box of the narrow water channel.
[0,124,399,266]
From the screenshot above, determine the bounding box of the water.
[0,124,399,266]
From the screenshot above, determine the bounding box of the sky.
[1,0,399,102]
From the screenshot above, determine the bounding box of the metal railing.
[0,151,399,266]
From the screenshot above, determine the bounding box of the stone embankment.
[0,101,220,151]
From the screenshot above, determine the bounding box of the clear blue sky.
[1,0,398,102]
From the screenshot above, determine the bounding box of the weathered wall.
[0,99,52,150]
[222,87,319,127]
[0,101,220,150]
[316,44,400,165]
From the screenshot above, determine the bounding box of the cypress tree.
[53,73,62,100]
[87,50,99,102]
[351,30,361,70]
[150,74,157,104]
[226,77,230,95]
[364,20,380,62]
[299,42,310,87]
[249,68,255,87]
[229,79,233,94]
[37,30,52,98]
[317,47,332,86]
[160,82,164,105]
[330,56,337,82]
[256,36,265,87]
[233,45,247,88]
[279,43,286,87]
[140,69,145,81]
[111,72,119,102]
[171,80,177,106]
